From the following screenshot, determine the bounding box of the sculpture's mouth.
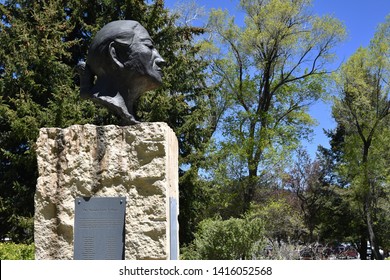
[155,67,163,77]
[153,56,165,78]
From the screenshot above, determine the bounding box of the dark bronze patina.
[77,20,165,125]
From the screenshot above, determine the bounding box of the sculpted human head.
[78,20,165,124]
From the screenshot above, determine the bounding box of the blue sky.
[164,0,390,157]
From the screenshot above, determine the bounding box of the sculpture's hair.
[87,20,142,76]
[78,20,142,96]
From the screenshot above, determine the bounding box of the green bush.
[0,242,35,260]
[181,216,265,260]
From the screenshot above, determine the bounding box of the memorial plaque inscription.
[74,197,126,260]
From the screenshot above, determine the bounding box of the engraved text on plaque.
[74,197,126,260]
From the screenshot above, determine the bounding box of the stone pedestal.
[34,123,178,260]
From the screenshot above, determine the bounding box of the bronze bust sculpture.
[77,20,165,125]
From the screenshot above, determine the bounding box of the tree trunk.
[359,234,367,260]
[243,168,258,214]
[362,142,381,259]
[365,199,381,259]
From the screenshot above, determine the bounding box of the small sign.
[74,197,126,260]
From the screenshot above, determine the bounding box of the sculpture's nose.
[154,50,166,69]
[155,56,166,68]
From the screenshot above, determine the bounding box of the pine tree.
[0,0,94,242]
[0,0,213,244]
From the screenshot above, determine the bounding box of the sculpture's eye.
[142,39,154,50]
[145,43,154,50]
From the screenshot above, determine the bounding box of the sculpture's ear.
[109,41,124,69]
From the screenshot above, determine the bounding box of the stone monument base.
[34,123,178,260]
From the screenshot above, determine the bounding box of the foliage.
[0,242,35,260]
[330,15,390,259]
[0,0,93,242]
[284,149,329,242]
[181,215,265,260]
[249,197,305,245]
[260,240,310,260]
[201,0,346,213]
[0,0,212,244]
[0,0,389,259]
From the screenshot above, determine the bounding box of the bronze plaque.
[74,197,126,260]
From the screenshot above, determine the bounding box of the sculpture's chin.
[138,77,162,92]
[148,71,164,87]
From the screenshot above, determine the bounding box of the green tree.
[249,196,304,247]
[0,0,213,244]
[202,0,346,213]
[318,125,377,259]
[0,0,93,242]
[332,16,390,259]
[284,149,327,242]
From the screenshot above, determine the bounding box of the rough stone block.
[34,123,178,260]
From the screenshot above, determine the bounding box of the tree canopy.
[0,0,389,260]
[330,15,390,259]
[0,0,212,244]
[198,0,345,214]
